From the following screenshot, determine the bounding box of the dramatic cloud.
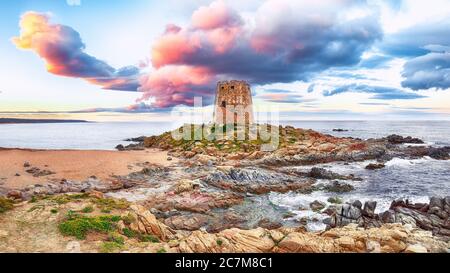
[12,12,140,91]
[324,84,426,100]
[139,0,383,108]
[401,49,450,90]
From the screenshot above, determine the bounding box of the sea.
[1,120,449,230]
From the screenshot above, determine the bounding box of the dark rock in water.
[332,129,348,132]
[282,211,296,219]
[124,136,146,142]
[386,134,424,144]
[308,167,360,181]
[257,218,282,230]
[115,142,145,151]
[115,144,125,151]
[310,200,326,211]
[323,181,354,193]
[327,196,343,204]
[428,147,450,160]
[365,163,385,170]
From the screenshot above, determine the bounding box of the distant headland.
[0,118,89,124]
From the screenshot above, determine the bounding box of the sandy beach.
[0,148,175,189]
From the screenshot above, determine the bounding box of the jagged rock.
[257,219,282,230]
[323,181,354,193]
[325,197,450,239]
[386,135,424,144]
[128,205,175,241]
[310,200,326,211]
[365,163,385,170]
[203,168,314,194]
[172,179,200,194]
[362,201,377,217]
[428,147,450,160]
[143,191,243,213]
[164,214,209,231]
[178,228,276,253]
[308,167,360,180]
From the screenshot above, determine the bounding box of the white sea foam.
[384,157,433,168]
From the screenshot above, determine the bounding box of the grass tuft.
[0,197,14,213]
[100,241,123,253]
[58,213,121,240]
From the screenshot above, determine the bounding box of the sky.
[1,0,450,121]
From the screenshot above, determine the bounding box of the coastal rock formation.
[142,190,244,213]
[202,167,314,194]
[6,178,137,201]
[325,197,450,239]
[128,205,176,241]
[307,167,361,181]
[177,223,449,253]
[1,194,449,253]
[385,134,424,144]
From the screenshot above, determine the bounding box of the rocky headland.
[0,124,449,253]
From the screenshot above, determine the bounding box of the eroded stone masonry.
[213,80,254,125]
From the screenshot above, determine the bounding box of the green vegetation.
[0,197,14,213]
[107,232,125,245]
[216,239,223,246]
[91,197,129,212]
[50,208,58,214]
[121,227,159,243]
[100,241,123,253]
[157,248,166,253]
[140,234,159,243]
[27,204,45,212]
[81,205,94,213]
[51,193,90,205]
[121,213,136,225]
[122,228,137,238]
[30,196,38,203]
[58,212,121,239]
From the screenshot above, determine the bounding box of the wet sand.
[0,148,175,189]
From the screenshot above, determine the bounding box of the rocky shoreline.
[1,125,449,253]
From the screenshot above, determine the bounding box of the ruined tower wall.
[213,80,254,125]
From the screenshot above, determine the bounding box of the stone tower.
[213,80,254,125]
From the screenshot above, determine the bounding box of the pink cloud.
[191,0,242,30]
[138,65,214,108]
[12,12,140,91]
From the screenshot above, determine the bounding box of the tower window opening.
[221,101,226,108]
